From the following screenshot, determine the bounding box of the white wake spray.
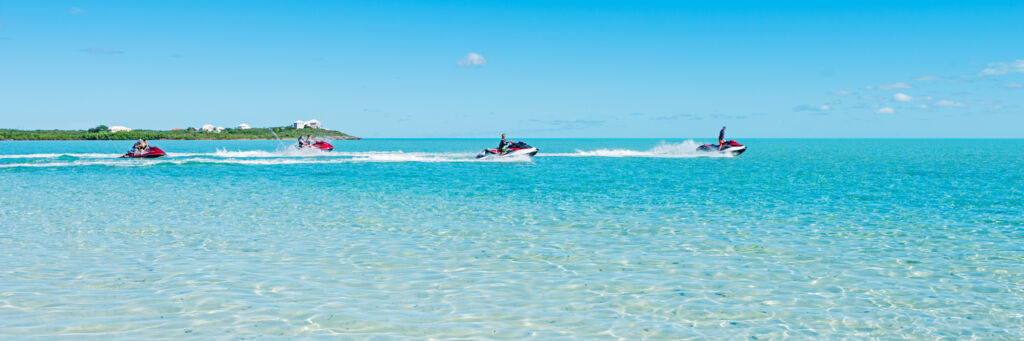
[543,140,734,158]
[0,153,122,159]
[0,141,737,168]
[0,150,533,168]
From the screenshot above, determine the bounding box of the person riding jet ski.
[697,126,747,155]
[497,133,509,155]
[477,134,539,159]
[121,139,165,158]
[718,126,726,151]
[130,139,149,156]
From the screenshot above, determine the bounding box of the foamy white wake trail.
[0,159,167,168]
[212,149,286,158]
[543,140,733,158]
[214,149,483,160]
[0,158,343,168]
[0,153,121,159]
[0,141,730,168]
[211,148,342,158]
[353,152,466,162]
[0,150,532,168]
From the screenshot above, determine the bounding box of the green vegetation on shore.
[0,126,359,141]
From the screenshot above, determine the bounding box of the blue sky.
[1,0,1022,138]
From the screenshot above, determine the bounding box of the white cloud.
[915,76,940,81]
[457,52,487,67]
[832,90,853,95]
[918,104,930,109]
[935,100,965,108]
[70,7,84,15]
[878,82,911,90]
[893,93,913,102]
[980,59,1024,75]
[1006,82,1023,88]
[793,104,834,112]
[877,107,894,114]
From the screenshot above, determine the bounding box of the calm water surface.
[1,139,1022,339]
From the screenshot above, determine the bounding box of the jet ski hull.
[697,141,747,156]
[476,147,539,159]
[297,141,334,151]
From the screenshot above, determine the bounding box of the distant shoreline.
[0,137,364,140]
[0,126,360,141]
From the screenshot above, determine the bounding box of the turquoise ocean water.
[1,139,1022,339]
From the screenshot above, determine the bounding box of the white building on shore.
[107,126,131,133]
[293,119,322,129]
[236,123,251,130]
[200,124,224,133]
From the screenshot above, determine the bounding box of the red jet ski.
[297,141,333,151]
[120,146,167,158]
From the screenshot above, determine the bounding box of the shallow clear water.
[1,139,1022,339]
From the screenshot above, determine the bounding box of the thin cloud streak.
[980,60,1024,75]
[81,48,124,55]
[878,82,911,90]
[935,100,965,108]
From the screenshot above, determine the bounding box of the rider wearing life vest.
[131,139,145,156]
[497,133,509,155]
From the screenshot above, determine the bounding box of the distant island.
[0,125,360,141]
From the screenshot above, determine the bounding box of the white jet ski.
[476,141,539,159]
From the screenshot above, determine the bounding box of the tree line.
[0,126,358,140]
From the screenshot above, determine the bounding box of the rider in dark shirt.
[132,139,144,156]
[718,126,726,151]
[497,133,508,154]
